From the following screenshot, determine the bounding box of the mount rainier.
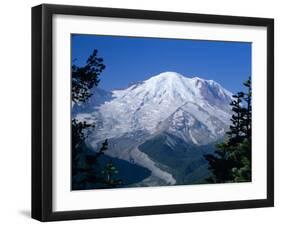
[73,72,233,186]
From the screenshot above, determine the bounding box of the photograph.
[71,34,252,190]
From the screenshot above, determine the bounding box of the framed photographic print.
[32,4,274,221]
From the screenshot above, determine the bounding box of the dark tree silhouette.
[71,49,122,190]
[227,92,246,146]
[72,49,105,103]
[204,143,235,183]
[205,78,252,183]
[242,78,252,140]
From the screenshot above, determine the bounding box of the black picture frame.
[32,4,274,222]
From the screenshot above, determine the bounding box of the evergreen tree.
[231,77,251,182]
[204,142,235,183]
[242,78,252,140]
[71,49,122,190]
[233,77,252,182]
[205,78,252,183]
[72,139,109,189]
[72,119,94,188]
[101,161,123,188]
[232,139,251,182]
[227,92,246,146]
[72,49,105,103]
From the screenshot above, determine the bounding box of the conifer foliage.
[71,49,121,190]
[72,49,105,103]
[205,77,252,183]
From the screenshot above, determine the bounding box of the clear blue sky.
[71,34,251,93]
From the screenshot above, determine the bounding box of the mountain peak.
[148,72,217,87]
[147,72,186,84]
[112,71,233,110]
[154,71,184,79]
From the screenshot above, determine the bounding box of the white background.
[0,0,279,225]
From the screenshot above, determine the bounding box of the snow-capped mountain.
[76,72,232,142]
[74,72,233,186]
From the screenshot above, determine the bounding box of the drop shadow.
[19,209,30,218]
